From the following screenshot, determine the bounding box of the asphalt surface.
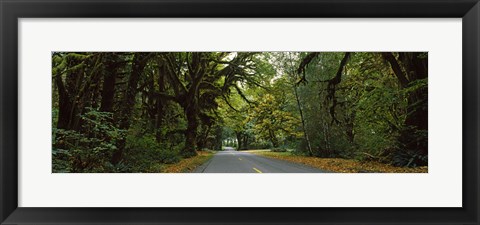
[194,147,329,173]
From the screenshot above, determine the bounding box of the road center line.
[253,167,262,173]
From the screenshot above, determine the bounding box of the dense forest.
[52,52,428,173]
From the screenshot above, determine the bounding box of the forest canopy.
[52,52,428,173]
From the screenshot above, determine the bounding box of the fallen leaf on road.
[250,151,427,173]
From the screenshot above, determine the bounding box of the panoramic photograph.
[52,52,428,173]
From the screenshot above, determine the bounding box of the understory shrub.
[123,133,181,172]
[52,109,123,172]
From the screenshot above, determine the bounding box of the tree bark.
[56,56,85,131]
[182,103,199,157]
[100,54,118,113]
[196,123,212,151]
[111,53,150,164]
[383,52,428,164]
[236,131,244,150]
[155,61,167,142]
[293,86,313,156]
[269,129,279,148]
[179,53,208,157]
[243,135,249,149]
[382,53,409,88]
[400,53,428,159]
[55,74,73,129]
[327,52,351,124]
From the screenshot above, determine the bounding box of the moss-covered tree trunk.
[100,53,119,113]
[111,53,150,164]
[155,62,167,142]
[183,103,199,157]
[56,57,84,131]
[383,52,428,165]
[400,53,428,162]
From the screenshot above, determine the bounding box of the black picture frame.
[1,0,479,224]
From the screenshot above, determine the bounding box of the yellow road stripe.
[238,158,242,160]
[253,167,262,173]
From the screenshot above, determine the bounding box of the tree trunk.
[111,53,150,164]
[383,52,428,165]
[236,131,243,150]
[155,63,167,142]
[400,53,428,159]
[56,57,84,131]
[179,53,206,157]
[269,129,279,148]
[100,57,117,113]
[293,86,313,156]
[213,126,223,150]
[197,124,211,151]
[55,74,73,130]
[182,103,199,157]
[244,135,249,149]
[345,112,355,144]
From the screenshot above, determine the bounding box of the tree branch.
[297,52,319,85]
[327,52,351,124]
[382,52,409,88]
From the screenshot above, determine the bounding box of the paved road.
[194,147,329,173]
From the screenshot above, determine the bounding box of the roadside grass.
[245,150,428,173]
[161,151,215,173]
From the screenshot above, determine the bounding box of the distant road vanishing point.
[194,147,330,173]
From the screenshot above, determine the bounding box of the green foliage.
[123,134,181,172]
[389,144,428,167]
[52,108,124,172]
[271,147,287,152]
[52,51,428,172]
[247,93,302,148]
